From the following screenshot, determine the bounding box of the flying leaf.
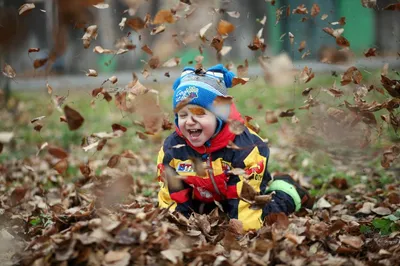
[141,45,153,55]
[150,24,166,35]
[311,3,320,17]
[64,105,84,131]
[86,69,98,77]
[28,48,40,54]
[219,46,232,56]
[227,11,240,18]
[364,48,377,57]
[82,25,98,48]
[53,159,68,174]
[18,3,35,15]
[231,77,249,87]
[292,4,308,14]
[265,110,278,124]
[102,76,118,85]
[33,58,48,69]
[199,22,213,38]
[107,155,121,168]
[383,3,400,10]
[93,3,109,9]
[228,119,246,135]
[321,14,328,20]
[48,145,68,159]
[112,124,127,132]
[153,9,175,24]
[126,17,145,31]
[258,15,267,25]
[298,40,306,52]
[119,17,127,30]
[162,57,181,67]
[2,64,16,79]
[46,82,53,94]
[148,56,160,69]
[217,20,235,35]
[211,35,224,52]
[336,36,350,47]
[288,32,294,45]
[30,116,46,123]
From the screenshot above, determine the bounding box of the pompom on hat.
[172,64,235,135]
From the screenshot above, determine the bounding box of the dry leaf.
[148,56,160,69]
[298,41,306,52]
[383,3,400,10]
[86,69,98,77]
[150,24,166,35]
[46,82,53,94]
[93,3,109,9]
[228,119,246,135]
[141,45,153,55]
[311,4,320,17]
[265,110,278,124]
[321,14,328,20]
[162,57,181,67]
[107,155,121,168]
[28,48,40,54]
[199,22,213,38]
[18,3,35,15]
[217,20,235,35]
[31,116,46,123]
[3,64,16,78]
[336,36,350,47]
[119,17,127,30]
[126,17,145,31]
[64,105,84,131]
[364,48,377,57]
[153,9,175,24]
[211,35,224,52]
[219,46,232,56]
[227,11,240,18]
[33,58,48,69]
[53,159,68,174]
[48,146,68,159]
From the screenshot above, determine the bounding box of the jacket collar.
[175,103,244,154]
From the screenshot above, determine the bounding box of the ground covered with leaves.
[0,149,399,266]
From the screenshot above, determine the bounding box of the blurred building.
[0,0,399,76]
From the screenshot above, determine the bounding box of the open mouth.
[187,129,202,138]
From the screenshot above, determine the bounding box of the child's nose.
[186,115,196,125]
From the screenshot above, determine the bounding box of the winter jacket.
[157,104,309,230]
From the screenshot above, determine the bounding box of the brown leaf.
[92,88,103,97]
[265,110,279,124]
[48,145,68,159]
[33,58,48,69]
[341,66,362,85]
[112,124,127,132]
[302,87,313,96]
[97,139,107,151]
[244,115,260,134]
[325,88,344,98]
[292,4,308,14]
[136,132,148,140]
[188,107,206,115]
[228,119,246,135]
[104,249,131,266]
[150,24,166,35]
[53,159,68,174]
[311,3,320,17]
[339,235,364,249]
[228,219,244,235]
[85,69,98,77]
[240,181,257,201]
[331,177,348,190]
[217,19,235,35]
[46,82,53,94]
[153,9,175,24]
[162,57,181,67]
[298,40,306,52]
[174,98,192,113]
[148,56,160,69]
[322,27,335,37]
[107,155,121,168]
[336,36,350,47]
[279,108,295,117]
[210,35,224,52]
[231,77,249,87]
[79,163,91,178]
[372,207,392,216]
[0,143,3,154]
[11,187,28,205]
[18,3,35,15]
[190,157,207,176]
[28,48,40,54]
[2,63,16,79]
[141,45,153,55]
[126,17,145,31]
[383,3,400,10]
[364,47,377,57]
[64,105,85,131]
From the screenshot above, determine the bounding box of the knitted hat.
[172,64,235,135]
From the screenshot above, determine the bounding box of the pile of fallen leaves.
[0,155,399,266]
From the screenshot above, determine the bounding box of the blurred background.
[0,0,399,81]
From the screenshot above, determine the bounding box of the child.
[156,64,310,230]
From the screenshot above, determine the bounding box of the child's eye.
[178,114,187,118]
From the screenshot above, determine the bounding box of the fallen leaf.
[104,249,131,266]
[18,3,35,15]
[150,24,166,35]
[364,48,377,57]
[219,46,232,56]
[292,4,308,14]
[372,207,392,216]
[336,36,350,47]
[107,155,121,168]
[162,57,181,67]
[28,48,40,54]
[119,17,127,30]
[53,159,68,174]
[315,197,332,209]
[298,40,306,52]
[64,105,85,131]
[31,116,46,123]
[46,82,53,94]
[383,3,400,10]
[148,56,160,69]
[265,110,278,124]
[339,235,364,249]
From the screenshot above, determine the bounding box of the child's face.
[177,104,217,147]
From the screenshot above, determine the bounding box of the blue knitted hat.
[172,64,235,135]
